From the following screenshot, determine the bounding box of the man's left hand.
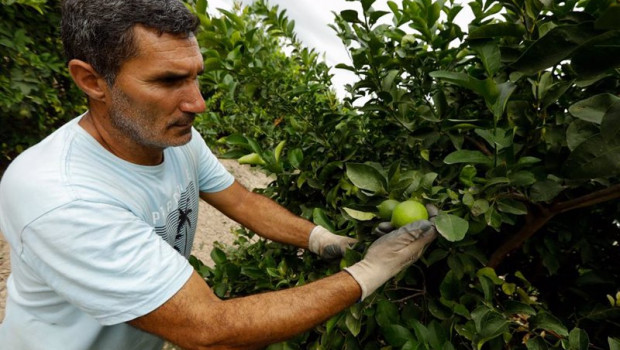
[308,226,357,259]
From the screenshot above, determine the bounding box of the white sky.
[206,0,474,98]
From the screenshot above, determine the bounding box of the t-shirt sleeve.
[189,129,234,193]
[20,200,194,326]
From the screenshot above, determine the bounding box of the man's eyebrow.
[151,69,205,81]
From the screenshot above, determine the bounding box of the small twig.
[384,286,425,293]
[392,292,425,303]
[465,135,493,156]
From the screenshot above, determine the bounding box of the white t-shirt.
[0,114,235,349]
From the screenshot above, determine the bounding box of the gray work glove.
[344,219,437,300]
[308,226,358,260]
[373,203,439,236]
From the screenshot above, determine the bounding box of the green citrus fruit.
[377,199,400,219]
[390,200,428,228]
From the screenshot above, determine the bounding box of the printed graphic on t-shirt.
[153,181,198,257]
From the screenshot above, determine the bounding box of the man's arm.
[200,180,315,249]
[129,270,361,350]
[129,215,436,349]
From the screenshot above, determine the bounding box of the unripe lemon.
[390,200,428,228]
[377,199,400,219]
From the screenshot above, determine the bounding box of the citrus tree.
[190,0,620,348]
[0,0,86,169]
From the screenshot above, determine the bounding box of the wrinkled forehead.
[130,24,198,57]
[117,25,203,74]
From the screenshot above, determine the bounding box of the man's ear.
[67,59,108,101]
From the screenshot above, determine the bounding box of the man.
[0,1,437,349]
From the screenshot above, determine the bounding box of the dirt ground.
[0,159,273,324]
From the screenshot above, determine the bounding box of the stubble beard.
[108,88,192,150]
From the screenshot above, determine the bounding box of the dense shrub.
[0,0,86,170]
[192,0,620,348]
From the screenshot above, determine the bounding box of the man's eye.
[161,77,182,85]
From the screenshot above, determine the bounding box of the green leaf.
[440,270,461,300]
[345,311,362,336]
[427,298,453,320]
[566,120,599,151]
[477,267,504,285]
[471,199,490,217]
[274,140,286,163]
[509,170,537,187]
[475,128,512,151]
[312,208,336,232]
[492,81,517,118]
[504,300,536,316]
[564,134,620,179]
[265,342,296,350]
[444,150,493,166]
[361,0,376,12]
[471,307,509,349]
[468,23,526,39]
[369,10,390,25]
[406,319,429,343]
[526,337,548,350]
[530,312,569,337]
[497,198,528,215]
[210,247,228,265]
[346,163,387,193]
[382,324,414,347]
[435,213,469,242]
[287,148,303,169]
[601,101,620,143]
[529,180,564,202]
[569,94,620,124]
[375,299,399,327]
[428,320,449,350]
[459,165,477,186]
[340,9,361,23]
[542,81,572,109]
[610,337,620,350]
[571,30,620,80]
[511,24,596,75]
[430,71,498,105]
[195,0,207,14]
[471,39,501,76]
[343,207,376,221]
[478,275,494,301]
[568,328,589,350]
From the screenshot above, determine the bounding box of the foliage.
[190,0,620,348]
[0,0,86,169]
[188,0,346,155]
[2,0,618,348]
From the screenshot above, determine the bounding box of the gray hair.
[61,0,199,85]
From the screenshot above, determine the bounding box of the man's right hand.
[344,220,437,300]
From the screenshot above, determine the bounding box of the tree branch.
[488,184,620,268]
[551,183,620,214]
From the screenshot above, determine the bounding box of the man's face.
[107,25,205,149]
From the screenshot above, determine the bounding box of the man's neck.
[78,110,164,166]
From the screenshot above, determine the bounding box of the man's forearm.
[236,191,315,248]
[130,270,361,350]
[203,271,361,349]
[201,182,315,249]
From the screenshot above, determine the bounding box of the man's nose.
[180,81,206,113]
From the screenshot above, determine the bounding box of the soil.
[0,159,273,325]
